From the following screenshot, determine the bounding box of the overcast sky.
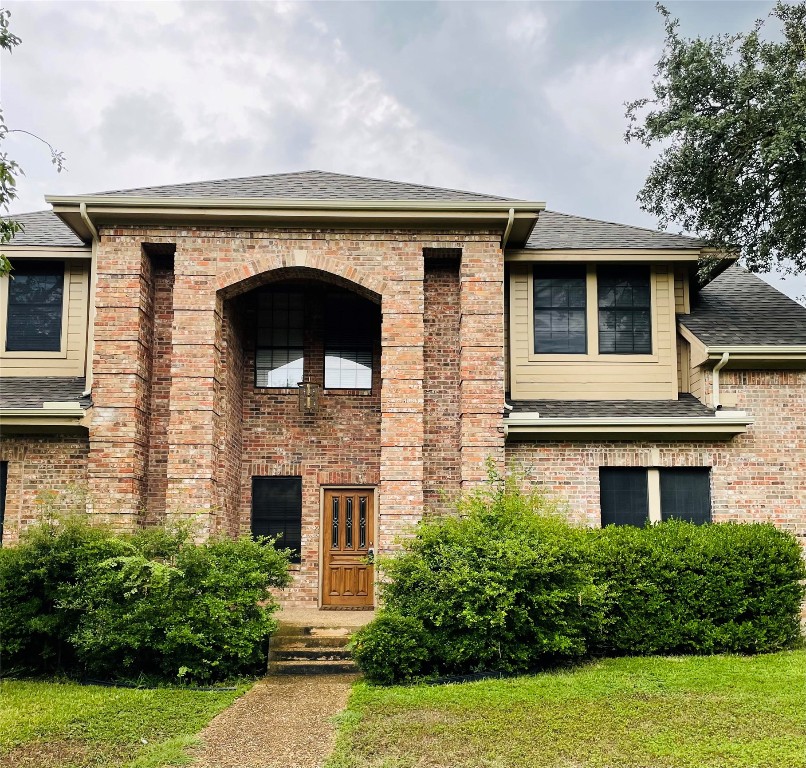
[3,0,803,300]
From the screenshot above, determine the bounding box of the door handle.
[367,548,375,564]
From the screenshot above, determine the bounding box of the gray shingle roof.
[525,210,704,250]
[507,394,714,419]
[89,170,514,202]
[680,265,806,346]
[0,377,91,409]
[3,210,86,247]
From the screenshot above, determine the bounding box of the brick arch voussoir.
[216,252,386,301]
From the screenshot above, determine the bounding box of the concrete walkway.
[190,674,356,768]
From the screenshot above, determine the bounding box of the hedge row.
[0,519,290,682]
[352,477,806,684]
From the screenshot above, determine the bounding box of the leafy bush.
[591,521,806,656]
[353,470,806,685]
[0,516,133,672]
[351,612,433,685]
[360,469,603,683]
[0,518,291,681]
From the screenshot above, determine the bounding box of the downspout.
[500,207,515,251]
[80,202,99,396]
[500,207,515,429]
[711,352,730,409]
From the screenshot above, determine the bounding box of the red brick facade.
[507,370,806,548]
[6,221,805,603]
[76,225,505,602]
[423,256,462,514]
[0,434,89,545]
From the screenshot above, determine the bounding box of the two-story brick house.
[1,171,804,607]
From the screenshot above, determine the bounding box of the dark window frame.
[251,476,303,564]
[533,265,588,355]
[599,467,650,527]
[254,288,305,389]
[660,468,712,525]
[5,260,66,353]
[597,265,653,355]
[599,466,713,528]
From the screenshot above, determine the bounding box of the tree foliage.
[626,2,806,274]
[0,8,65,276]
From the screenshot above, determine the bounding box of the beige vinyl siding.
[0,259,90,376]
[509,262,678,400]
[673,266,690,314]
[689,365,705,403]
[677,336,690,393]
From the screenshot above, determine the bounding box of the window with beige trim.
[533,265,587,354]
[597,266,652,354]
[529,263,657,361]
[4,261,66,352]
[599,467,711,527]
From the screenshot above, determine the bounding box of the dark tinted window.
[325,293,377,389]
[255,290,305,387]
[660,468,711,525]
[533,265,587,354]
[252,477,302,563]
[600,468,649,527]
[6,261,64,352]
[597,266,651,354]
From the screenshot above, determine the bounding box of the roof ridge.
[90,169,516,200]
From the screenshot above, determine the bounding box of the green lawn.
[326,651,806,768]
[0,680,244,768]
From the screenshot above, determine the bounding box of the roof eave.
[679,324,806,367]
[0,406,90,431]
[504,415,750,440]
[46,195,546,246]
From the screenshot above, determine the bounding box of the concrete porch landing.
[275,606,376,629]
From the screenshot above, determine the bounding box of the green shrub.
[358,468,603,683]
[351,612,433,685]
[0,516,134,672]
[0,518,291,681]
[591,520,806,656]
[353,469,806,685]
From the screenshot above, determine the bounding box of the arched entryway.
[217,267,381,607]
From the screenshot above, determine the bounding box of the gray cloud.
[4,0,800,299]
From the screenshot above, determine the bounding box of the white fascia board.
[45,195,546,213]
[0,406,86,418]
[503,415,752,439]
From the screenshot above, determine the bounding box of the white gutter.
[79,202,99,396]
[0,407,86,418]
[711,352,730,409]
[504,415,751,430]
[705,345,806,356]
[501,207,515,250]
[46,195,546,213]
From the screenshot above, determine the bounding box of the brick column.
[459,241,506,488]
[379,246,425,553]
[165,243,223,536]
[87,238,152,526]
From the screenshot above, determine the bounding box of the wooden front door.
[322,489,374,607]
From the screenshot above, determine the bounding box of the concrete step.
[271,659,358,675]
[272,648,352,662]
[274,625,354,639]
[273,639,351,653]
